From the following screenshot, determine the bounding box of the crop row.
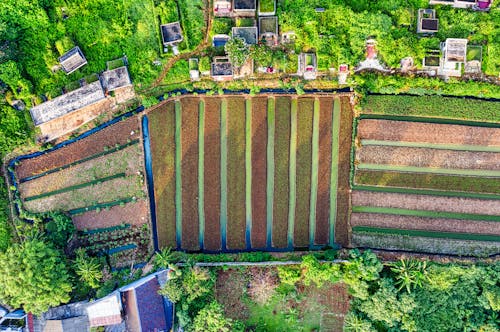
[357,163,500,177]
[360,139,500,153]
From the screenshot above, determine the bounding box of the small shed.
[59,46,87,74]
[86,293,122,327]
[160,22,183,46]
[214,0,231,15]
[442,38,468,63]
[233,0,256,12]
[211,57,233,81]
[259,16,278,46]
[232,27,258,45]
[297,53,317,80]
[100,66,132,92]
[417,9,439,33]
[212,34,230,47]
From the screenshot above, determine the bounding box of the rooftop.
[232,27,258,45]
[259,16,278,35]
[86,293,122,327]
[443,38,468,63]
[234,0,256,10]
[418,9,439,33]
[211,57,233,76]
[30,81,105,126]
[59,46,87,74]
[100,66,132,91]
[160,22,183,45]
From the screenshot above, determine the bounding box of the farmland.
[351,113,500,255]
[147,94,352,252]
[13,115,152,268]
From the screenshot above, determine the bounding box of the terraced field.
[13,115,152,267]
[147,94,352,252]
[352,115,500,255]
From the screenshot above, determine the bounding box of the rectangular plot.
[315,97,333,245]
[355,170,500,194]
[294,98,314,247]
[251,96,268,248]
[203,98,222,250]
[226,97,247,250]
[148,102,176,249]
[180,97,200,251]
[272,97,290,248]
[335,97,352,246]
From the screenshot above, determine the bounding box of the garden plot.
[351,213,500,235]
[15,116,140,179]
[356,146,500,170]
[19,144,143,198]
[357,119,500,147]
[351,191,500,216]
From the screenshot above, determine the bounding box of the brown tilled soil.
[19,144,143,198]
[315,97,333,245]
[216,269,250,321]
[351,190,500,216]
[149,101,177,249]
[356,146,500,170]
[180,97,200,251]
[203,97,222,250]
[357,119,500,146]
[226,97,247,250]
[16,116,141,179]
[351,212,500,235]
[251,96,268,248]
[72,200,149,230]
[335,97,353,247]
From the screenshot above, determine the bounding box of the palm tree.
[390,258,428,293]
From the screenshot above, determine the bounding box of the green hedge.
[357,163,500,177]
[82,224,131,235]
[351,206,500,222]
[352,226,500,242]
[68,197,136,215]
[361,95,500,122]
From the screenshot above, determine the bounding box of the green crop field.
[148,94,351,252]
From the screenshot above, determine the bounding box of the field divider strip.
[329,97,341,246]
[245,98,252,249]
[175,101,183,249]
[198,100,205,250]
[267,97,275,249]
[309,98,320,247]
[352,226,500,242]
[68,197,136,215]
[360,139,500,153]
[220,98,228,250]
[81,224,131,235]
[352,206,500,222]
[358,113,500,128]
[19,139,140,183]
[24,173,127,202]
[288,98,297,248]
[352,184,500,200]
[357,163,500,177]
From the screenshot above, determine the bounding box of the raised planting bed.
[23,175,144,213]
[355,170,500,194]
[15,116,141,179]
[359,139,500,153]
[356,163,500,177]
[357,119,500,147]
[226,96,247,250]
[351,190,500,216]
[294,97,313,247]
[203,97,222,250]
[149,101,177,249]
[81,223,131,235]
[251,96,268,249]
[356,146,500,170]
[272,97,290,248]
[351,212,500,235]
[19,143,143,198]
[315,97,333,246]
[180,97,200,251]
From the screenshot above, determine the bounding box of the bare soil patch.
[352,190,500,216]
[357,146,500,170]
[16,116,141,179]
[203,97,222,250]
[216,269,250,321]
[251,96,268,248]
[315,97,333,245]
[72,199,149,230]
[351,212,500,235]
[180,97,200,251]
[357,119,500,146]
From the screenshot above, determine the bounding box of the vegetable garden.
[147,94,352,252]
[351,107,500,256]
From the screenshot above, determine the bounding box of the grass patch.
[362,95,500,122]
[309,98,320,247]
[267,97,275,248]
[357,163,500,177]
[198,100,205,249]
[360,139,500,153]
[175,101,183,247]
[330,98,341,245]
[355,170,500,194]
[220,99,228,249]
[288,98,298,248]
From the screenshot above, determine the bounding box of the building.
[214,0,231,15]
[212,34,230,47]
[429,0,492,10]
[59,46,87,74]
[297,53,317,80]
[100,66,132,93]
[211,57,233,81]
[189,58,200,81]
[233,0,256,14]
[417,9,439,34]
[259,16,278,46]
[439,38,468,77]
[160,22,183,54]
[232,27,258,45]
